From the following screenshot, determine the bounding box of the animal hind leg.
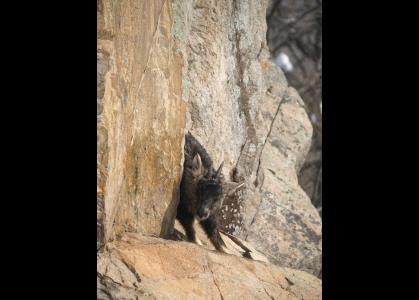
[200,215,230,254]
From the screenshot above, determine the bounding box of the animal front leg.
[177,210,198,244]
[192,219,204,246]
[200,215,230,254]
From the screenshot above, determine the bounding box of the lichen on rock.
[172,0,322,276]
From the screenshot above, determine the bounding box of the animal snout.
[197,208,210,220]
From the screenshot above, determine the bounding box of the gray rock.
[97,0,322,280]
[173,0,322,276]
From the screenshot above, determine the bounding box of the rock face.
[172,0,322,276]
[98,2,322,299]
[242,87,322,275]
[97,234,322,300]
[97,0,186,248]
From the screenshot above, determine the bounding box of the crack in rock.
[206,258,225,300]
[263,286,275,300]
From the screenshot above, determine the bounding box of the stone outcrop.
[97,234,322,300]
[97,0,186,249]
[172,0,322,276]
[242,87,321,275]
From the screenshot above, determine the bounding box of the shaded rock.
[97,234,322,299]
[298,150,322,217]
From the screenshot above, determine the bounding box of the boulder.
[241,87,322,276]
[97,234,322,300]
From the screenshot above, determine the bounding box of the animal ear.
[191,153,204,176]
[215,161,224,178]
[222,181,245,197]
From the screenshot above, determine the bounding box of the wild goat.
[177,132,242,253]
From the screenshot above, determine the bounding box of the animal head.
[190,154,244,221]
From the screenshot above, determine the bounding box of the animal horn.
[227,181,245,196]
[215,161,224,177]
[192,153,203,176]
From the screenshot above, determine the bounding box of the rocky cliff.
[98,0,322,298]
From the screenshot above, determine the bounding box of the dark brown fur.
[177,132,227,252]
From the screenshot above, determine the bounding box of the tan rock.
[97,0,186,247]
[97,234,322,300]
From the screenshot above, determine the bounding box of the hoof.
[194,238,203,246]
